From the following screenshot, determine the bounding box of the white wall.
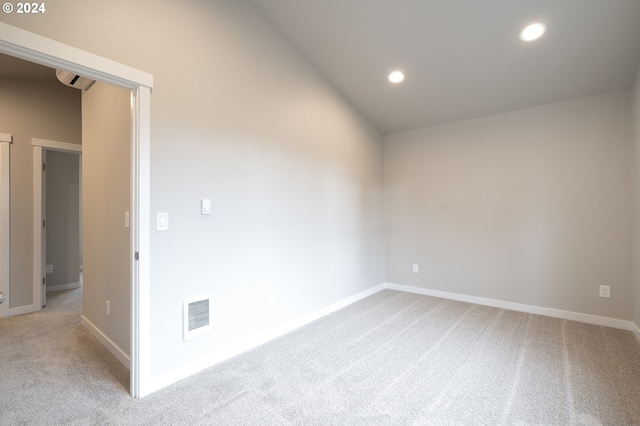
[81,81,131,356]
[0,0,385,380]
[632,65,640,329]
[0,77,81,309]
[45,150,80,290]
[385,91,633,320]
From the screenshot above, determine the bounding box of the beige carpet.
[1,288,639,425]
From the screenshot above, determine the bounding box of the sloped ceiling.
[250,0,640,134]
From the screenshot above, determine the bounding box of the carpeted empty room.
[3,2,640,425]
[1,287,639,425]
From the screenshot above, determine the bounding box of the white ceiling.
[3,2,640,135]
[250,0,640,135]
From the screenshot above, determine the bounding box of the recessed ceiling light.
[388,71,405,83]
[519,23,546,41]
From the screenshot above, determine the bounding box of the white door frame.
[32,139,82,310]
[0,133,12,318]
[0,22,153,398]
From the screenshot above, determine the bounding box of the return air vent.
[183,296,212,341]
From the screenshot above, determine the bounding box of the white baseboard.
[633,321,640,342]
[80,315,130,369]
[385,283,637,332]
[46,282,81,293]
[9,304,38,316]
[148,283,387,395]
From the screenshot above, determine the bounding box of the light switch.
[157,212,169,231]
[125,211,130,229]
[201,199,211,215]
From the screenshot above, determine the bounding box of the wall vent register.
[183,296,212,341]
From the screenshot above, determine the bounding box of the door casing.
[0,22,153,398]
[32,139,82,309]
[0,133,12,318]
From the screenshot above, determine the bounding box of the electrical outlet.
[599,285,610,299]
[106,300,111,316]
[269,294,277,309]
[412,264,419,274]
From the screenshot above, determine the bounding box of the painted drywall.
[1,0,385,379]
[0,77,81,309]
[45,150,81,290]
[632,64,640,329]
[81,81,131,356]
[385,91,633,320]
[0,0,384,376]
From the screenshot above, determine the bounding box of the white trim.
[32,138,82,153]
[46,282,81,293]
[130,86,152,397]
[81,315,130,369]
[0,23,153,397]
[9,304,37,316]
[32,139,82,311]
[78,156,83,276]
[147,283,387,395]
[0,138,11,317]
[33,147,43,310]
[0,22,153,89]
[385,283,637,332]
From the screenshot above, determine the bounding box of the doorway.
[32,140,82,309]
[44,150,82,299]
[0,21,153,397]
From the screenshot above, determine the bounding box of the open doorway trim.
[0,133,12,318]
[32,138,82,313]
[0,22,153,398]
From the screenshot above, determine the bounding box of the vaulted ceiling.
[250,0,640,134]
[3,2,640,136]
